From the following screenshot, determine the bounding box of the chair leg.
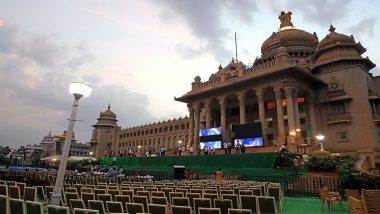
[320,200,324,210]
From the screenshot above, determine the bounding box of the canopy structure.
[40,155,96,162]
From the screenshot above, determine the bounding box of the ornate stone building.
[90,105,190,158]
[175,12,380,163]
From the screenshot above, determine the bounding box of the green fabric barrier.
[101,152,276,174]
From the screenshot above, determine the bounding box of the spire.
[329,24,336,33]
[218,64,223,70]
[108,104,111,110]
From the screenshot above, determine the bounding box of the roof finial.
[108,104,111,110]
[278,11,296,31]
[329,24,336,33]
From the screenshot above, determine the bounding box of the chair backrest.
[257,196,276,214]
[126,202,144,214]
[240,195,258,214]
[222,194,238,209]
[172,197,190,206]
[362,190,380,214]
[25,201,43,214]
[0,195,9,214]
[73,208,99,214]
[171,205,192,214]
[70,199,85,209]
[24,187,37,202]
[0,184,8,196]
[133,187,144,195]
[45,186,54,199]
[194,198,212,214]
[81,193,95,208]
[199,207,221,214]
[93,189,106,199]
[347,196,364,214]
[267,186,281,201]
[148,203,167,214]
[9,185,20,199]
[34,186,46,200]
[214,199,232,214]
[106,201,123,213]
[107,189,120,201]
[204,193,219,206]
[137,190,151,202]
[115,194,130,211]
[16,182,26,199]
[319,188,331,200]
[170,192,184,204]
[187,192,201,207]
[10,198,25,214]
[66,188,77,193]
[46,205,69,214]
[81,188,93,194]
[151,191,165,197]
[88,200,105,214]
[249,188,262,196]
[228,208,252,214]
[205,189,218,195]
[191,189,204,197]
[121,190,134,199]
[221,190,234,196]
[132,195,148,212]
[239,190,253,196]
[151,196,167,205]
[65,192,79,208]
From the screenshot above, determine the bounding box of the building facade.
[90,105,190,158]
[175,12,380,163]
[40,131,90,157]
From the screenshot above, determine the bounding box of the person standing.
[223,142,228,154]
[197,144,201,156]
[241,144,246,154]
[227,142,232,154]
[215,168,224,181]
[204,147,209,155]
[112,156,117,166]
[189,145,194,155]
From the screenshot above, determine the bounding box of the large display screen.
[234,137,263,147]
[199,127,222,149]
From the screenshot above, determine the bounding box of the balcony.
[328,112,352,125]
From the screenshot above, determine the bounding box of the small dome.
[317,25,355,50]
[100,104,116,118]
[261,29,318,56]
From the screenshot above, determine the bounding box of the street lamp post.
[50,82,92,206]
[316,134,325,151]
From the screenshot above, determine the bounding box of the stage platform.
[101,152,280,174]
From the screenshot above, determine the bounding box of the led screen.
[234,137,263,147]
[199,127,222,149]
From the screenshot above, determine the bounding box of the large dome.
[317,25,355,50]
[261,11,318,57]
[261,29,318,56]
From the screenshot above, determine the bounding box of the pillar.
[237,92,246,124]
[256,89,267,143]
[308,94,317,140]
[205,100,212,128]
[194,105,200,146]
[274,88,286,142]
[188,105,194,145]
[219,96,227,142]
[285,86,296,132]
[293,88,301,132]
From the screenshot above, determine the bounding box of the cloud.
[348,17,376,39]
[0,22,157,148]
[268,0,354,27]
[155,0,257,60]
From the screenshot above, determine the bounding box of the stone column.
[194,105,201,146]
[274,88,286,142]
[188,105,194,145]
[205,100,212,128]
[293,88,301,132]
[256,89,267,142]
[285,86,296,132]
[219,96,227,142]
[307,94,317,139]
[237,92,246,124]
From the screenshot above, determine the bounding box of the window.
[329,101,347,115]
[174,125,179,131]
[169,126,173,131]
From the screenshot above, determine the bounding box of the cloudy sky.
[1,0,379,148]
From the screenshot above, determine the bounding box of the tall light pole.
[50,82,92,206]
[316,134,325,151]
